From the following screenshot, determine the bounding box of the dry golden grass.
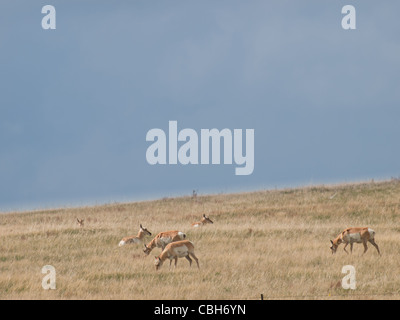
[1,179,400,300]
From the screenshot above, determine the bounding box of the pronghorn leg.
[362,240,368,255]
[350,243,353,254]
[174,257,178,268]
[369,239,381,256]
[185,255,193,267]
[343,243,349,254]
[189,252,200,268]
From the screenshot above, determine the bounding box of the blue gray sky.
[1,1,399,212]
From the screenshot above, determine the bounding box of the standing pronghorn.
[143,230,186,255]
[154,240,199,270]
[191,214,213,228]
[330,227,381,256]
[119,224,152,247]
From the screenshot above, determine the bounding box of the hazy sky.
[1,1,399,212]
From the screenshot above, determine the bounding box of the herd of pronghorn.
[77,215,381,270]
[77,214,213,270]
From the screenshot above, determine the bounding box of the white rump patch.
[118,241,126,247]
[178,232,186,239]
[368,228,375,239]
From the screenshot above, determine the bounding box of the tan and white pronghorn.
[330,227,381,256]
[76,218,84,227]
[118,224,152,247]
[154,240,199,270]
[191,214,213,228]
[143,230,186,255]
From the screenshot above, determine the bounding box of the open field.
[1,179,400,300]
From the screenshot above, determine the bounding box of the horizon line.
[1,176,398,216]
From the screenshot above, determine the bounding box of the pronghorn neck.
[147,237,157,249]
[137,229,146,239]
[159,250,171,262]
[334,235,342,245]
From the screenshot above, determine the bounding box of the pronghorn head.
[154,256,163,270]
[143,244,152,255]
[77,218,84,227]
[139,224,152,237]
[202,214,213,224]
[330,240,338,254]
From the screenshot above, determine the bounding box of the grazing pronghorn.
[191,214,213,228]
[154,240,199,270]
[143,230,186,255]
[118,224,152,247]
[330,227,381,256]
[76,218,84,227]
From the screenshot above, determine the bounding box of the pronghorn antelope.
[330,227,381,256]
[143,230,186,255]
[191,214,213,228]
[154,240,199,270]
[76,218,84,227]
[118,224,152,247]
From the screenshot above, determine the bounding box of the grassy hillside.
[1,179,400,300]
